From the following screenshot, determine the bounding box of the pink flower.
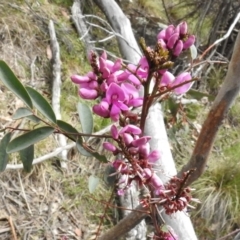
[167,32,179,49]
[183,35,195,49]
[103,142,117,152]
[160,71,193,94]
[179,21,188,35]
[106,83,129,121]
[111,125,119,139]
[119,124,142,135]
[79,88,98,99]
[92,99,110,117]
[173,40,183,56]
[121,83,143,107]
[172,72,192,94]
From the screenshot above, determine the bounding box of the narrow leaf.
[188,89,215,101]
[12,107,33,120]
[88,175,100,193]
[76,139,93,157]
[190,45,198,60]
[0,60,32,108]
[77,102,93,140]
[7,126,54,153]
[26,115,41,123]
[19,145,34,172]
[57,120,79,141]
[26,87,56,123]
[91,151,108,163]
[76,140,108,162]
[0,132,12,172]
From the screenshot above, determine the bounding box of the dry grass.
[0,1,115,239]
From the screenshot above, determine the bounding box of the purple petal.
[143,168,152,179]
[111,125,119,139]
[173,40,183,56]
[87,72,97,80]
[172,72,192,94]
[150,173,163,189]
[112,59,122,72]
[119,124,141,135]
[106,83,126,103]
[121,82,139,100]
[167,32,179,49]
[110,104,121,121]
[183,35,195,49]
[101,51,107,60]
[115,101,129,111]
[165,25,175,39]
[132,136,151,147]
[148,150,161,163]
[139,57,149,70]
[99,57,106,73]
[157,29,166,40]
[139,143,150,158]
[88,80,98,89]
[102,66,110,79]
[128,98,143,107]
[92,100,110,117]
[160,71,175,86]
[79,88,98,99]
[71,75,90,84]
[116,70,131,82]
[122,133,134,146]
[103,142,117,152]
[128,74,142,85]
[179,21,188,35]
[158,39,167,49]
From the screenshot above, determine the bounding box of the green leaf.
[0,132,12,172]
[7,126,54,153]
[88,175,100,193]
[26,87,56,123]
[188,89,215,101]
[57,120,79,141]
[76,140,108,162]
[190,45,198,60]
[0,60,32,109]
[26,115,41,123]
[76,139,93,157]
[12,107,33,120]
[77,102,93,140]
[91,151,108,163]
[19,145,34,172]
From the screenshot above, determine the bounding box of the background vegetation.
[0,0,240,239]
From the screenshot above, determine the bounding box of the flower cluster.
[71,51,142,121]
[103,124,160,195]
[157,21,195,57]
[71,21,198,239]
[71,22,195,123]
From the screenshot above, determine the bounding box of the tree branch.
[178,28,240,186]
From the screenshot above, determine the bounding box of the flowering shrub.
[71,21,197,239]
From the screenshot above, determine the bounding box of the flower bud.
[167,32,179,49]
[179,21,188,35]
[173,72,192,94]
[93,100,110,117]
[111,125,119,139]
[103,142,117,152]
[71,74,90,84]
[183,35,195,49]
[173,40,183,56]
[122,133,134,146]
[79,88,98,99]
